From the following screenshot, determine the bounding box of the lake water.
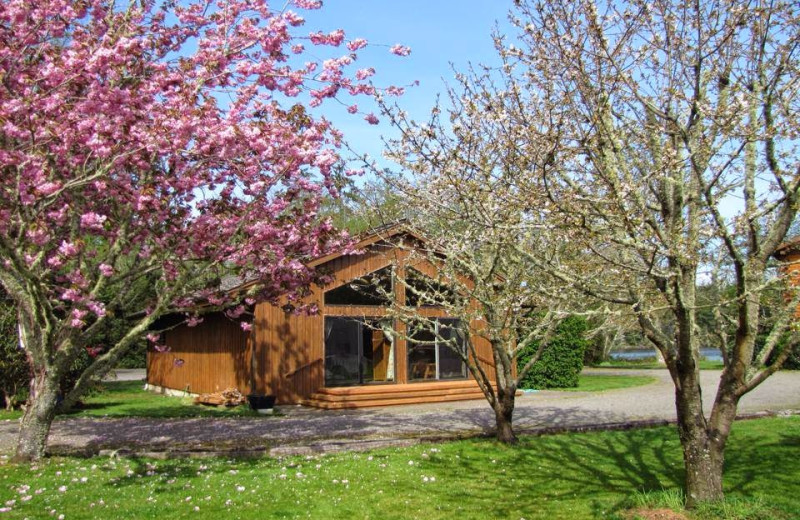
[610,348,723,362]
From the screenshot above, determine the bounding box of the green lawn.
[522,373,657,392]
[0,416,797,519]
[0,381,261,421]
[595,359,726,370]
[563,373,657,392]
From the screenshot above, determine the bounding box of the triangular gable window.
[324,266,393,306]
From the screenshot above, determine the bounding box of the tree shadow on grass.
[412,425,685,519]
[722,423,800,501]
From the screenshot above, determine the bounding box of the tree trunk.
[3,391,15,411]
[681,431,724,507]
[493,390,518,444]
[675,381,725,507]
[12,373,59,462]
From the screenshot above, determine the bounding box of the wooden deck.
[301,380,515,409]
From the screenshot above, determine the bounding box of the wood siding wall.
[252,295,323,404]
[780,250,800,318]
[147,313,251,394]
[149,239,498,404]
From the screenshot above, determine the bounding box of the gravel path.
[2,369,799,457]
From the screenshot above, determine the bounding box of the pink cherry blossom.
[389,44,412,56]
[225,305,246,319]
[356,68,376,81]
[36,182,61,196]
[293,0,322,8]
[186,315,203,327]
[79,212,107,230]
[86,301,106,317]
[0,0,409,461]
[347,38,368,51]
[58,241,79,257]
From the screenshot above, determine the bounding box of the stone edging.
[143,383,199,398]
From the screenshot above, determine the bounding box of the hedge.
[517,315,588,389]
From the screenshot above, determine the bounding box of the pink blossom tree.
[0,0,402,461]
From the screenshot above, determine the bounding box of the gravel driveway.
[2,368,799,457]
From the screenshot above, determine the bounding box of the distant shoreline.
[611,347,722,362]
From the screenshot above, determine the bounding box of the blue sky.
[299,1,515,171]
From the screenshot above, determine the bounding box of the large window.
[324,317,395,387]
[324,266,392,306]
[408,318,467,381]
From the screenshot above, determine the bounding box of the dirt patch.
[623,508,689,520]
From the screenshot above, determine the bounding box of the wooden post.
[395,250,408,384]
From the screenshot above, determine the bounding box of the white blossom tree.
[367,75,584,442]
[378,0,800,507]
[495,0,798,506]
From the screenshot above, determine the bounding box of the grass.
[0,381,262,422]
[561,373,657,392]
[631,489,784,519]
[0,416,797,519]
[595,358,725,370]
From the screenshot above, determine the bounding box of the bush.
[0,295,97,409]
[517,315,588,389]
[754,329,800,371]
[0,296,29,410]
[767,337,800,370]
[115,341,147,369]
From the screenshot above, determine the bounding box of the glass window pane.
[438,319,467,379]
[408,325,437,380]
[405,268,460,307]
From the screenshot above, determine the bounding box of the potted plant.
[247,394,276,414]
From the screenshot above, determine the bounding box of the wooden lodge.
[146,224,497,409]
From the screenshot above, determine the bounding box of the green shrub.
[770,338,800,370]
[0,295,29,410]
[517,315,588,389]
[754,330,800,371]
[114,341,147,369]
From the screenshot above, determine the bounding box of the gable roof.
[307,220,427,268]
[221,220,427,294]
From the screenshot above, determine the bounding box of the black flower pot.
[247,394,276,413]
